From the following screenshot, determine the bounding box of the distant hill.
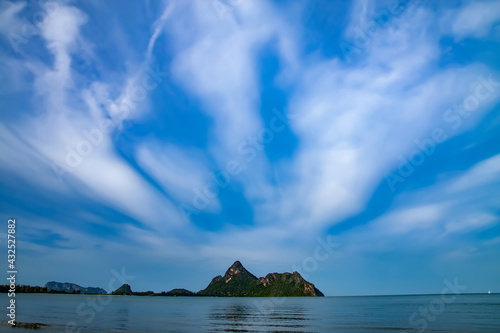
[111,284,195,296]
[161,288,196,296]
[45,281,107,294]
[112,284,133,295]
[198,261,324,297]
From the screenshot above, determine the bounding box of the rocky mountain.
[45,281,107,294]
[198,261,324,297]
[112,284,133,295]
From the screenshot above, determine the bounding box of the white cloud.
[0,123,69,194]
[483,235,500,246]
[0,4,184,232]
[146,1,175,60]
[0,1,26,35]
[339,154,500,256]
[445,214,497,233]
[343,0,374,39]
[136,143,222,212]
[40,5,87,49]
[270,5,495,232]
[447,154,500,192]
[375,203,448,235]
[166,0,298,157]
[442,0,500,39]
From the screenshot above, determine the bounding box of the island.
[197,260,324,296]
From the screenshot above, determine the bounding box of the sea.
[2,293,499,332]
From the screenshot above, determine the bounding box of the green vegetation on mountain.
[256,272,324,297]
[198,261,323,297]
[160,288,196,296]
[198,261,260,296]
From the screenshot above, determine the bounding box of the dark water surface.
[3,293,499,332]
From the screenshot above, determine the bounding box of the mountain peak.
[223,261,257,282]
[229,260,243,270]
[112,283,132,295]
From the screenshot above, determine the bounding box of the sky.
[0,0,499,297]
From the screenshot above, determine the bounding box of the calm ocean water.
[3,293,499,332]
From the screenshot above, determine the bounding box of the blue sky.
[0,0,500,296]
